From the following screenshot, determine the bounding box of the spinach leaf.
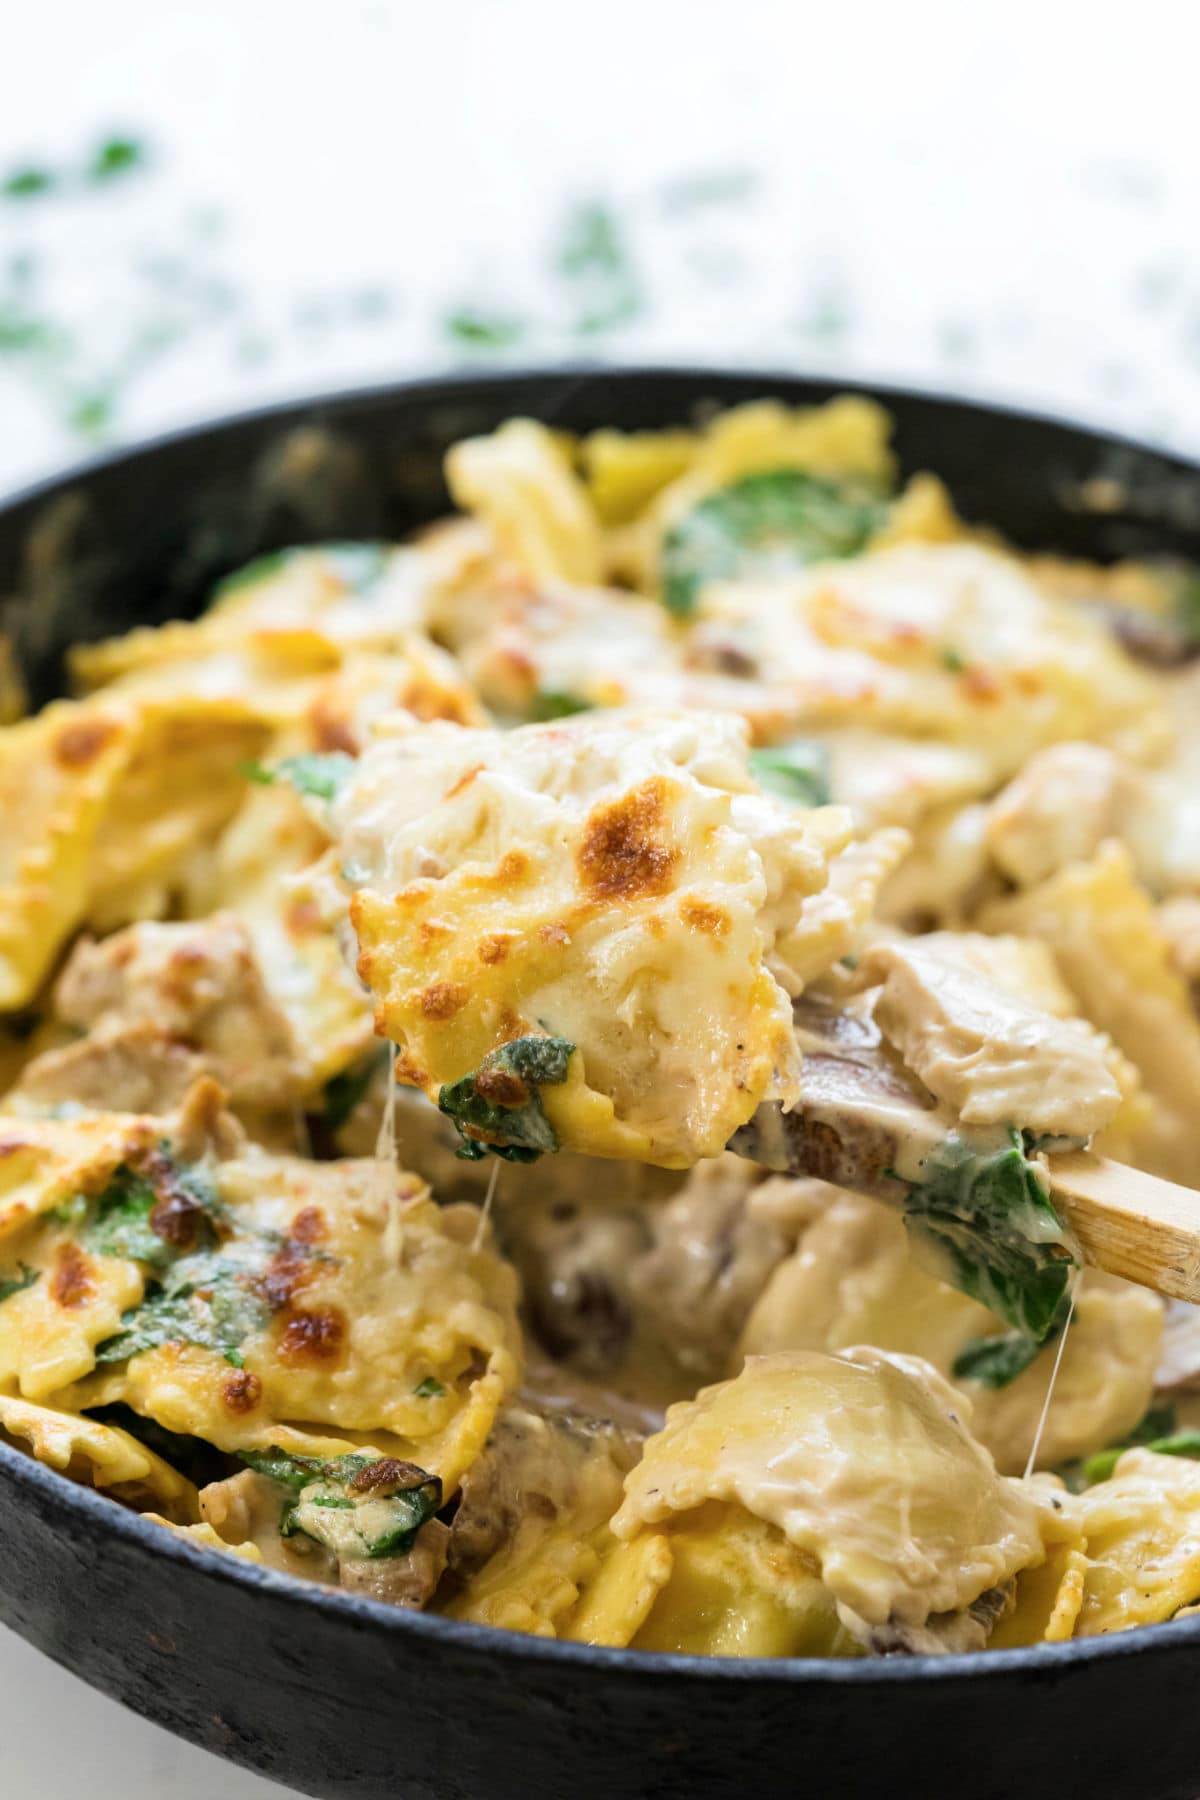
[952,1332,1045,1389]
[0,1263,38,1305]
[438,1035,575,1163]
[81,1157,222,1271]
[900,1130,1079,1345]
[1083,1430,1200,1486]
[749,740,832,807]
[1070,1405,1199,1488]
[322,1047,388,1132]
[243,751,355,801]
[81,1170,165,1266]
[94,1248,270,1366]
[528,690,593,722]
[661,468,888,618]
[952,1290,1075,1389]
[240,1447,339,1491]
[214,542,388,604]
[241,1448,442,1559]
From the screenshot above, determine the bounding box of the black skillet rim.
[1,359,1197,1689]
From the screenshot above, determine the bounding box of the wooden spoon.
[729,997,1200,1305]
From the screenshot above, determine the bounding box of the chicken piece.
[985,744,1128,889]
[855,932,1124,1140]
[337,1519,450,1608]
[10,1025,205,1116]
[49,915,303,1111]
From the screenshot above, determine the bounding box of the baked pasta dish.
[4,395,1200,1660]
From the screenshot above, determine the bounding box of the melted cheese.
[72,1159,521,1492]
[612,1348,1049,1628]
[338,707,852,1164]
[689,544,1165,774]
[856,933,1124,1138]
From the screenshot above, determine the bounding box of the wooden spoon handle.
[1048,1151,1200,1304]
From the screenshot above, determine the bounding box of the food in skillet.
[2,396,1200,1659]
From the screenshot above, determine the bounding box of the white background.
[0,1,1195,1794]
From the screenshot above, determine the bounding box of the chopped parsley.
[413,1376,446,1399]
[900,1129,1079,1347]
[2,167,55,201]
[243,751,355,802]
[0,1263,38,1305]
[88,136,147,183]
[439,1035,575,1163]
[3,135,147,202]
[555,199,642,336]
[443,308,527,349]
[660,467,889,618]
[240,1448,442,1559]
[939,645,968,673]
[749,739,832,807]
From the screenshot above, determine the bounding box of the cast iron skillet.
[2,367,1200,1800]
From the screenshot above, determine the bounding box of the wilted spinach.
[215,541,388,603]
[240,1448,442,1559]
[439,1035,575,1163]
[660,467,888,618]
[900,1130,1079,1349]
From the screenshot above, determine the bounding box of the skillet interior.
[2,366,1200,1800]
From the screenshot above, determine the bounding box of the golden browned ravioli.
[336,705,855,1166]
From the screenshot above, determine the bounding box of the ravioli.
[338,706,852,1165]
[0,1084,521,1495]
[611,1348,1051,1638]
[984,843,1200,1184]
